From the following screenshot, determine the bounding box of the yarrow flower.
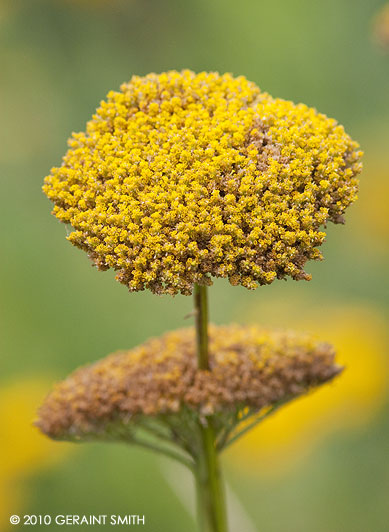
[40,69,361,532]
[43,70,362,295]
[36,325,341,458]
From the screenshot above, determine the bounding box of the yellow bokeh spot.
[353,159,389,251]
[227,302,388,476]
[0,378,72,530]
[372,3,389,52]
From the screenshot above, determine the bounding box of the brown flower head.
[36,325,341,455]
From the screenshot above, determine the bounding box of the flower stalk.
[193,284,228,532]
[194,284,210,370]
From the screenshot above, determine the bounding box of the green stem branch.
[128,436,195,472]
[221,405,280,451]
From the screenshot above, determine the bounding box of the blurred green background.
[1,0,388,530]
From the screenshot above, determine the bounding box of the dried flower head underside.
[36,325,341,452]
[43,71,362,294]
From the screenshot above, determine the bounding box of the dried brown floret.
[36,325,341,453]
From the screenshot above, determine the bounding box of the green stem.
[193,284,228,532]
[194,284,209,370]
[196,421,228,532]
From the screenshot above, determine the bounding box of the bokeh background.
[1,0,388,530]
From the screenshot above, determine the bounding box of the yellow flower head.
[36,325,340,454]
[44,70,362,295]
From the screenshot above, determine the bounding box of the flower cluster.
[44,70,362,295]
[36,325,341,444]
